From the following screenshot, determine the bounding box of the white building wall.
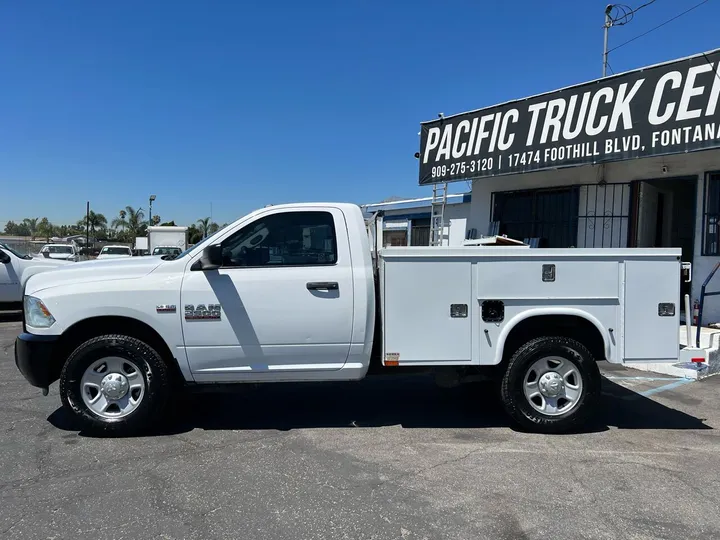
[468,149,720,322]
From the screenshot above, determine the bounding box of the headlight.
[23,296,56,328]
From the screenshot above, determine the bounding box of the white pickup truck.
[0,244,70,307]
[14,203,683,435]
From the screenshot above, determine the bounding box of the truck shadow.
[48,375,711,436]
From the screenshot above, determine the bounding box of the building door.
[633,177,697,308]
[635,182,662,247]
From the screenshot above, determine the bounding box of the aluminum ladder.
[430,182,448,246]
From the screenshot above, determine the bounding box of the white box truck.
[147,226,188,257]
[134,236,149,254]
[14,203,686,436]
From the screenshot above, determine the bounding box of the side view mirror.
[192,244,223,271]
[0,250,10,264]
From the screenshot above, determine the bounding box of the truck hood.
[25,256,165,295]
[25,257,73,268]
[33,253,76,261]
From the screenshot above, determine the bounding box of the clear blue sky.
[1,0,719,227]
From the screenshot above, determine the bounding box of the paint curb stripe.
[637,378,694,397]
[604,376,687,381]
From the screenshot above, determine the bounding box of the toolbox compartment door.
[623,259,680,362]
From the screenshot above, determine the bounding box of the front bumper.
[15,333,60,389]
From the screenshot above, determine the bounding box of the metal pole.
[86,201,90,249]
[685,293,692,347]
[602,5,613,77]
[149,198,153,227]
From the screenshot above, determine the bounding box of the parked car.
[37,243,79,262]
[96,245,133,260]
[152,246,182,258]
[0,244,70,306]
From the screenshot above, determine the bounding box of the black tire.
[59,334,172,436]
[500,336,601,434]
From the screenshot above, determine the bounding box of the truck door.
[180,207,354,379]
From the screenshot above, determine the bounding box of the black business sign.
[419,49,720,185]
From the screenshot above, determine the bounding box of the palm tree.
[112,206,145,241]
[197,217,220,239]
[78,211,108,236]
[23,217,39,240]
[111,209,128,231]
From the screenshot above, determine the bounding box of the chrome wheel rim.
[80,357,146,419]
[523,356,583,417]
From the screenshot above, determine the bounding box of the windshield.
[42,245,73,254]
[0,244,31,259]
[101,247,131,255]
[153,247,181,256]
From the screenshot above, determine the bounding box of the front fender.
[494,307,612,365]
[21,264,68,287]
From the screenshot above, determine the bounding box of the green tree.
[4,221,18,235]
[152,215,161,226]
[197,217,219,239]
[78,211,108,236]
[187,224,203,244]
[112,206,145,242]
[22,217,39,240]
[37,218,53,241]
[160,220,176,226]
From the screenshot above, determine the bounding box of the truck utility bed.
[379,247,681,366]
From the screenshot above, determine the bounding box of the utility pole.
[149,194,156,227]
[85,201,90,249]
[600,4,614,186]
[602,4,613,77]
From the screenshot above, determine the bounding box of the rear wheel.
[500,336,601,433]
[59,334,172,435]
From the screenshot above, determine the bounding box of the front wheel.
[500,336,601,434]
[59,334,172,435]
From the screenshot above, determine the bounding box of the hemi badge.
[156,305,177,313]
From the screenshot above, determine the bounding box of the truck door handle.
[306,281,339,291]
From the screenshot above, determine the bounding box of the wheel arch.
[495,309,610,366]
[54,315,187,385]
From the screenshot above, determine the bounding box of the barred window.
[492,187,581,248]
[492,184,631,248]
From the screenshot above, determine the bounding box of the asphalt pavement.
[1,313,720,540]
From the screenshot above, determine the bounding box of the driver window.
[220,211,337,268]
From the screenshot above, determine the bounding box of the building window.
[491,183,631,248]
[492,187,580,248]
[383,230,408,246]
[703,172,720,255]
[410,218,430,246]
